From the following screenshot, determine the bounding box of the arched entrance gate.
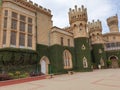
[40,56,50,75]
[109,56,119,68]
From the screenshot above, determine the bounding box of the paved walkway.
[0,69,120,90]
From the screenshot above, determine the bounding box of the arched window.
[63,50,73,69]
[61,37,63,46]
[80,23,83,26]
[83,57,88,68]
[74,24,77,27]
[79,23,83,31]
[100,58,104,66]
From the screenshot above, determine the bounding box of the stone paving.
[0,69,120,90]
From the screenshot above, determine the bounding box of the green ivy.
[92,44,107,68]
[0,48,37,73]
[36,44,76,74]
[74,37,92,71]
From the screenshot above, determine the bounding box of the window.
[61,37,63,46]
[4,10,8,16]
[11,19,17,30]
[63,50,72,69]
[106,43,110,48]
[68,39,70,47]
[113,36,116,40]
[28,24,32,33]
[20,22,25,32]
[100,58,104,66]
[19,33,25,46]
[20,15,26,21]
[111,43,115,47]
[83,57,88,68]
[10,31,16,46]
[4,18,7,28]
[28,35,32,47]
[3,30,6,45]
[28,17,32,23]
[12,12,17,19]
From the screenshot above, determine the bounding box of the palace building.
[0,0,120,75]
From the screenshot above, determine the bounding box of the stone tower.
[69,5,88,38]
[107,14,119,33]
[88,20,106,68]
[88,20,103,44]
[68,5,92,71]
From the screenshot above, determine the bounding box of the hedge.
[0,48,37,73]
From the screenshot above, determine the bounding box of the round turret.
[68,5,88,38]
[88,20,103,44]
[68,5,88,25]
[107,14,119,32]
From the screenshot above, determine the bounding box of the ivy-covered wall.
[74,37,92,71]
[36,44,49,72]
[36,44,76,74]
[48,45,75,74]
[92,44,107,68]
[0,48,37,73]
[106,50,120,60]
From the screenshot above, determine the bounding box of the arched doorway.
[109,56,119,68]
[40,56,50,75]
[63,50,73,69]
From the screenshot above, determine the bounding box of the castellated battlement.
[107,14,119,32]
[68,5,88,24]
[88,20,102,32]
[107,14,118,27]
[28,0,51,14]
[3,0,51,15]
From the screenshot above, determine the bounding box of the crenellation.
[75,5,77,11]
[68,5,88,24]
[39,5,43,8]
[44,8,47,11]
[48,9,51,13]
[34,3,38,7]
[88,20,102,32]
[3,0,52,15]
[107,14,119,32]
[29,0,33,5]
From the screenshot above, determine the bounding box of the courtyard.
[0,69,120,90]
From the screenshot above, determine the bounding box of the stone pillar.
[25,17,28,48]
[6,9,11,47]
[32,17,36,50]
[16,14,20,48]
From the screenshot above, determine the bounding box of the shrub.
[106,60,112,68]
[8,72,14,78]
[0,74,12,81]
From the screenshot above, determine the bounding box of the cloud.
[32,0,120,33]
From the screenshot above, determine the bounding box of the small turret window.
[68,39,70,47]
[113,36,116,40]
[61,37,63,46]
[80,29,82,31]
[92,34,95,37]
[80,23,83,26]
[74,24,77,27]
[97,33,100,35]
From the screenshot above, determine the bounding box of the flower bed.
[0,75,46,87]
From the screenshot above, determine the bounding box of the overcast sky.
[31,0,120,33]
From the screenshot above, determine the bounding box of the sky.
[31,0,120,33]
